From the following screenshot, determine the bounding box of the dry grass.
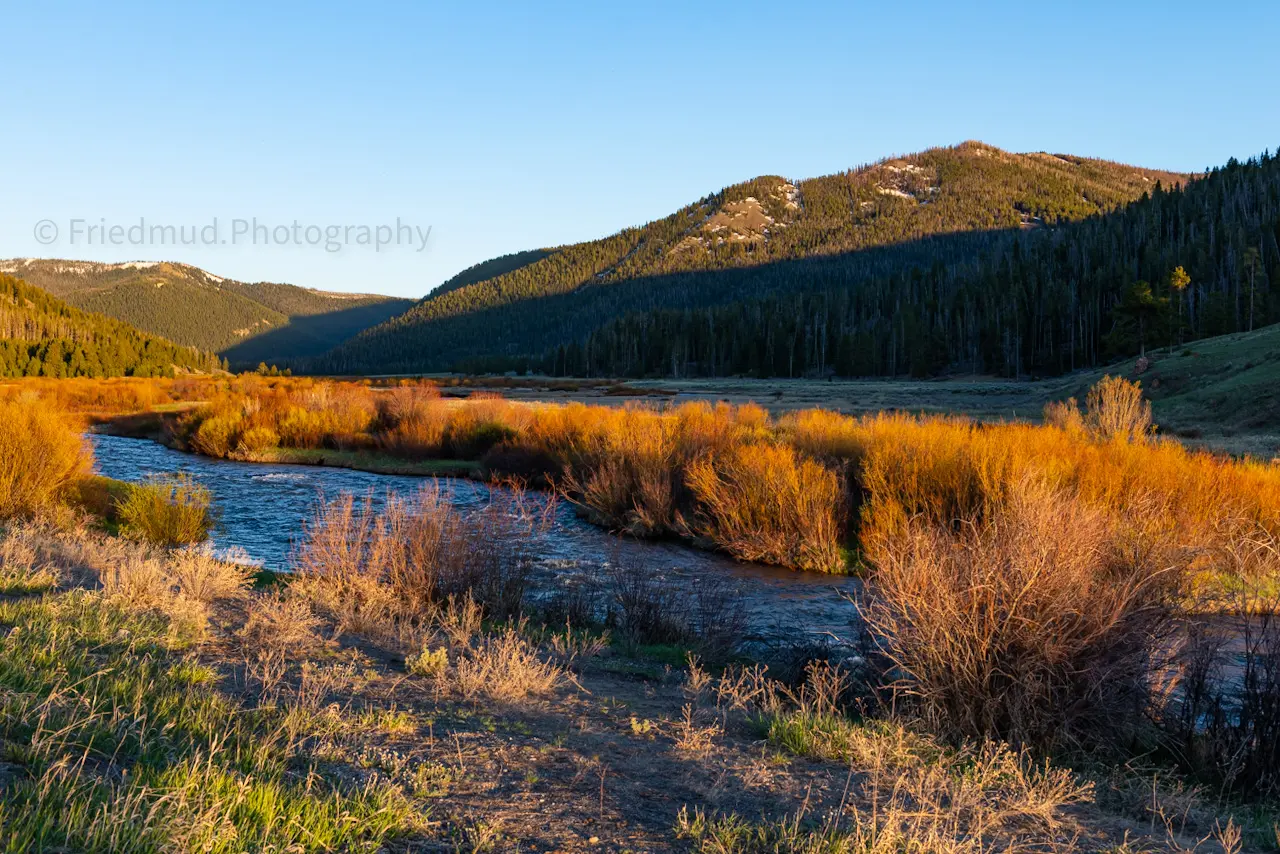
[238,591,322,654]
[684,660,1093,854]
[674,735,1090,854]
[447,622,566,702]
[290,488,565,702]
[0,397,91,519]
[97,544,253,640]
[290,482,539,649]
[672,703,722,757]
[0,523,61,594]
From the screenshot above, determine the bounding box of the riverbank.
[88,376,1280,597]
[91,412,483,476]
[84,432,865,650]
[88,410,798,574]
[82,375,1280,607]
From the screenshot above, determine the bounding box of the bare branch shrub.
[1163,591,1280,798]
[862,479,1184,750]
[1085,375,1152,443]
[290,481,537,645]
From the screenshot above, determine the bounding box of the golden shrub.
[117,475,215,546]
[0,397,92,519]
[685,442,844,573]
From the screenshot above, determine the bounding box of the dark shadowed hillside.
[0,259,413,365]
[315,141,1190,374]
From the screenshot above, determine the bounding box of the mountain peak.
[315,142,1194,374]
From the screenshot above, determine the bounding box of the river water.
[88,434,862,649]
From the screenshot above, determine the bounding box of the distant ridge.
[0,259,414,366]
[0,271,223,377]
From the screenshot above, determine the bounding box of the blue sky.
[3,1,1278,298]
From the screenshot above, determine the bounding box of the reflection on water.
[89,433,860,646]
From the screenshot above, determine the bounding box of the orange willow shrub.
[847,415,1280,596]
[779,406,874,463]
[0,376,206,415]
[0,397,92,518]
[181,379,534,461]
[685,442,843,572]
[374,389,531,459]
[479,400,844,569]
[515,401,792,540]
[442,393,527,458]
[181,378,379,457]
[375,384,448,456]
[555,406,681,535]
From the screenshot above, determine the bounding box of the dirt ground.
[441,376,1062,421]
[203,608,1250,853]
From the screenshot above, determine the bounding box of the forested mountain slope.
[565,150,1279,379]
[0,272,223,377]
[316,141,1189,373]
[426,249,553,298]
[0,259,413,365]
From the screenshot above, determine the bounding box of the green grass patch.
[0,590,426,852]
[760,708,952,772]
[260,447,478,477]
[675,806,862,854]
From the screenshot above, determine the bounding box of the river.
[88,433,862,650]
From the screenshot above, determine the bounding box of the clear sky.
[3,1,1278,298]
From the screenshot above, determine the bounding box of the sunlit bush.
[236,425,280,455]
[1085,374,1152,443]
[117,475,215,546]
[686,442,844,572]
[189,414,240,458]
[0,397,92,519]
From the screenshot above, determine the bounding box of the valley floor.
[441,360,1280,460]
